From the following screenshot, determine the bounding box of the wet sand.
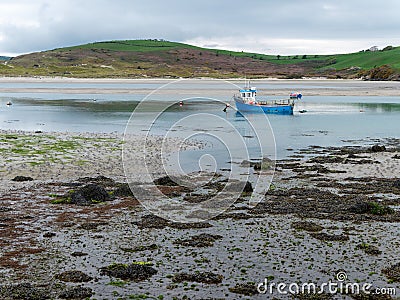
[1,77,400,96]
[0,131,399,299]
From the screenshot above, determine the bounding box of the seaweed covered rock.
[370,145,386,152]
[55,270,93,283]
[99,263,157,281]
[174,233,223,247]
[356,243,382,255]
[292,221,323,232]
[0,283,50,300]
[70,184,110,205]
[11,175,33,182]
[229,282,258,295]
[382,262,400,282]
[133,214,212,229]
[153,175,178,186]
[172,272,223,284]
[77,175,115,186]
[113,183,134,197]
[227,181,253,193]
[310,232,349,242]
[349,202,394,215]
[58,286,93,300]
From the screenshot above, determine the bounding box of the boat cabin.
[239,87,257,103]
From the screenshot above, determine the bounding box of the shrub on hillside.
[359,65,399,81]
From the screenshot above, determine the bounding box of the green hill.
[1,39,399,79]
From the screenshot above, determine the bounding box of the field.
[1,39,399,79]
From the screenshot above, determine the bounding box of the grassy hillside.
[329,47,400,70]
[1,39,399,79]
[62,40,202,52]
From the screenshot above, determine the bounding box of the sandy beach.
[0,128,399,299]
[1,77,400,96]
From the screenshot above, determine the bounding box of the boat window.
[247,93,251,97]
[242,93,246,97]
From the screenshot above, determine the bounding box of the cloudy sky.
[1,0,399,56]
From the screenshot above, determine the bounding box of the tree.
[382,46,393,51]
[277,55,281,60]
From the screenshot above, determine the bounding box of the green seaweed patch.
[50,197,71,204]
[108,279,129,287]
[75,159,89,166]
[368,202,394,215]
[27,161,45,166]
[356,242,382,255]
[48,193,60,198]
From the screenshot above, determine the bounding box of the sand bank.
[0,77,400,96]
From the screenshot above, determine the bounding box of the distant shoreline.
[1,76,400,96]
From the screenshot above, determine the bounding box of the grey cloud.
[0,0,399,55]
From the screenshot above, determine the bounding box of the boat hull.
[234,99,294,115]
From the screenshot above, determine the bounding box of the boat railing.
[257,99,294,106]
[234,94,295,106]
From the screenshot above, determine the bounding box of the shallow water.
[1,81,399,161]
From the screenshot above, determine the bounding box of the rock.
[71,251,88,257]
[227,181,253,193]
[69,193,87,205]
[183,193,216,203]
[0,206,12,212]
[0,283,50,300]
[393,154,400,159]
[153,175,178,186]
[371,145,386,152]
[133,214,170,229]
[291,221,323,232]
[349,202,371,214]
[174,233,223,247]
[55,270,93,283]
[113,183,134,197]
[310,232,349,242]
[11,176,33,182]
[243,181,254,193]
[382,263,400,282]
[241,158,273,170]
[78,221,108,230]
[133,214,212,229]
[70,184,110,205]
[393,179,400,189]
[356,243,382,255]
[59,286,93,300]
[229,282,258,296]
[43,232,56,238]
[172,272,223,284]
[77,175,115,186]
[99,263,157,281]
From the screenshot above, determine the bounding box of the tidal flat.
[0,130,399,299]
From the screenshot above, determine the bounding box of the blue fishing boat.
[233,83,302,115]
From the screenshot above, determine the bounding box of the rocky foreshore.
[0,132,400,299]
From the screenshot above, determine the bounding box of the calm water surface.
[1,82,399,160]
